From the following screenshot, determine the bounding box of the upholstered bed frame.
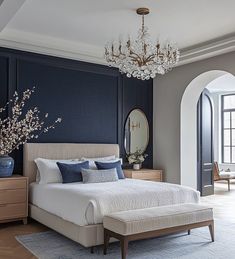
[23,143,120,248]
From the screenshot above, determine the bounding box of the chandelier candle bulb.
[105,7,180,80]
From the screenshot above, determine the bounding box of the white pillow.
[97,158,123,165]
[81,155,116,169]
[34,158,79,184]
[36,169,40,183]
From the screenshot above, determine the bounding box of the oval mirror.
[124,109,149,154]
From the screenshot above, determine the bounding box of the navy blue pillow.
[57,161,89,183]
[95,160,125,179]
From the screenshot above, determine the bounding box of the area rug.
[16,220,234,259]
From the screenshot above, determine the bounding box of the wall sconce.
[131,121,140,131]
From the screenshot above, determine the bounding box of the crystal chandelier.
[104,8,180,80]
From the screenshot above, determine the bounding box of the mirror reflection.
[124,109,149,154]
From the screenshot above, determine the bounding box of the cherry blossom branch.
[0,87,62,155]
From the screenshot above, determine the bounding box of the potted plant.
[127,149,148,170]
[0,87,62,177]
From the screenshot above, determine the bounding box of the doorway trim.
[180,70,232,189]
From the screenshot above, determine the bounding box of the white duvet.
[30,179,200,226]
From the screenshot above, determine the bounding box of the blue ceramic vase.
[0,155,14,177]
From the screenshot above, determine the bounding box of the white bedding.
[29,179,200,226]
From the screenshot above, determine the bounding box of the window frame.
[221,93,235,164]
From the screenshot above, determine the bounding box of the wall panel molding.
[0,47,153,173]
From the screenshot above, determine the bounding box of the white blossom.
[0,87,62,155]
[126,149,148,164]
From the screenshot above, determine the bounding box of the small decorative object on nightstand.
[124,169,163,182]
[133,163,141,170]
[126,149,148,170]
[0,175,28,225]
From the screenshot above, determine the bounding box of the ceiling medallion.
[104,7,180,80]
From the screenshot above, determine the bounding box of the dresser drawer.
[0,179,27,190]
[0,189,26,205]
[0,203,26,220]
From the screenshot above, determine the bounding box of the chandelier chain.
[142,15,144,33]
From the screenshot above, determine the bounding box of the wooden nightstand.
[0,175,28,224]
[124,169,163,182]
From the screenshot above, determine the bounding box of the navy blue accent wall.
[0,47,153,173]
[0,56,8,119]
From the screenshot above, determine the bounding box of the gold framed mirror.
[124,109,149,154]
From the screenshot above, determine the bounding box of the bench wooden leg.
[103,229,110,255]
[121,237,129,259]
[103,220,214,258]
[209,221,214,242]
[22,217,28,225]
[227,179,231,191]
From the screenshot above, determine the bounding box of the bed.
[23,143,200,248]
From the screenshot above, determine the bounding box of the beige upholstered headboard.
[23,143,120,183]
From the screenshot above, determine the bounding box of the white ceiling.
[0,0,235,64]
[207,74,235,92]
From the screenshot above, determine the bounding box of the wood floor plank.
[201,181,235,223]
[0,220,47,259]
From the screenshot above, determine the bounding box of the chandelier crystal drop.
[104,8,180,80]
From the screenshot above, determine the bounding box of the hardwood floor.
[1,181,235,259]
[201,181,235,223]
[0,220,47,259]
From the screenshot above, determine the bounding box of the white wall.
[153,51,235,188]
[180,71,228,189]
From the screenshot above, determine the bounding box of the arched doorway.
[180,70,234,189]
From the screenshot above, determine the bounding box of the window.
[222,94,235,163]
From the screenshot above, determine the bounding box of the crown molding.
[0,28,106,65]
[0,28,234,67]
[178,33,235,66]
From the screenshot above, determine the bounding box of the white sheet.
[29,179,200,226]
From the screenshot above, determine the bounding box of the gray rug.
[16,220,234,259]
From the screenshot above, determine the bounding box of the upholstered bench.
[103,203,214,259]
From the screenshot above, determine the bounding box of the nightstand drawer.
[0,189,26,205]
[0,203,26,220]
[132,172,160,180]
[124,169,163,182]
[0,179,27,190]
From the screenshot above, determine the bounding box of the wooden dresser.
[124,169,163,182]
[0,175,28,224]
